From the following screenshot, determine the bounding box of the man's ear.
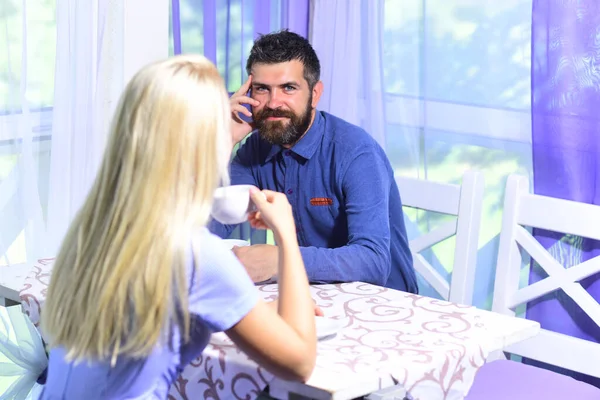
[311,81,323,108]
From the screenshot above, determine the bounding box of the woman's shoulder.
[187,228,259,331]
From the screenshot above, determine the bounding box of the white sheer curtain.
[0,0,169,266]
[0,0,57,267]
[0,0,124,267]
[310,0,533,308]
[46,0,125,254]
[310,0,386,148]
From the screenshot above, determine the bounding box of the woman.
[39,55,317,399]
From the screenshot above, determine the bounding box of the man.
[209,30,417,293]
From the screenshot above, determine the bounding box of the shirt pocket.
[307,194,339,229]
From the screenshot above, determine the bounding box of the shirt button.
[285,150,292,156]
[287,189,293,194]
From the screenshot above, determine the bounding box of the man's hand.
[233,244,278,283]
[230,76,260,146]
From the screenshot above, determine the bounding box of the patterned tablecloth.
[20,259,539,400]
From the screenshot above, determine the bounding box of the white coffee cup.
[211,184,260,225]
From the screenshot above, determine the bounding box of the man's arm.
[300,148,398,286]
[210,76,262,238]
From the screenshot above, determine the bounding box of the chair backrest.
[493,174,600,378]
[396,170,484,305]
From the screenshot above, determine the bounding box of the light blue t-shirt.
[40,228,259,399]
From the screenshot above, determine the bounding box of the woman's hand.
[248,189,296,240]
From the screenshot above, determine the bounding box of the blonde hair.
[41,55,231,364]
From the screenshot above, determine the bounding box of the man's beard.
[254,97,313,146]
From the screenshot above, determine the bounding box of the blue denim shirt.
[209,111,417,292]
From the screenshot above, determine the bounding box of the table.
[20,259,540,400]
[0,263,34,305]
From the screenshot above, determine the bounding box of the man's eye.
[284,86,296,91]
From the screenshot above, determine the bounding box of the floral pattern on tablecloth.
[19,258,54,330]
[171,283,490,400]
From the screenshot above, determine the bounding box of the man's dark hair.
[246,30,321,88]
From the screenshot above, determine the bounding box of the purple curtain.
[170,0,309,63]
[529,0,600,386]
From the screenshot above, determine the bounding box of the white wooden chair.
[396,170,484,305]
[0,304,47,397]
[466,174,600,399]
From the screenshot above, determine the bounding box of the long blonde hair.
[41,55,231,364]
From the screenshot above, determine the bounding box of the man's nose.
[266,90,284,109]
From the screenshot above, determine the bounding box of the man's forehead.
[250,60,305,84]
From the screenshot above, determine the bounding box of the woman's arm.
[225,190,317,382]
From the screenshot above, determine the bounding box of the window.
[383,0,533,306]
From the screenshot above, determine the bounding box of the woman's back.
[39,54,317,399]
[40,229,258,399]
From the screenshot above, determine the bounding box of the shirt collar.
[263,111,324,163]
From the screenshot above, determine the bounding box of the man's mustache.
[256,108,295,119]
